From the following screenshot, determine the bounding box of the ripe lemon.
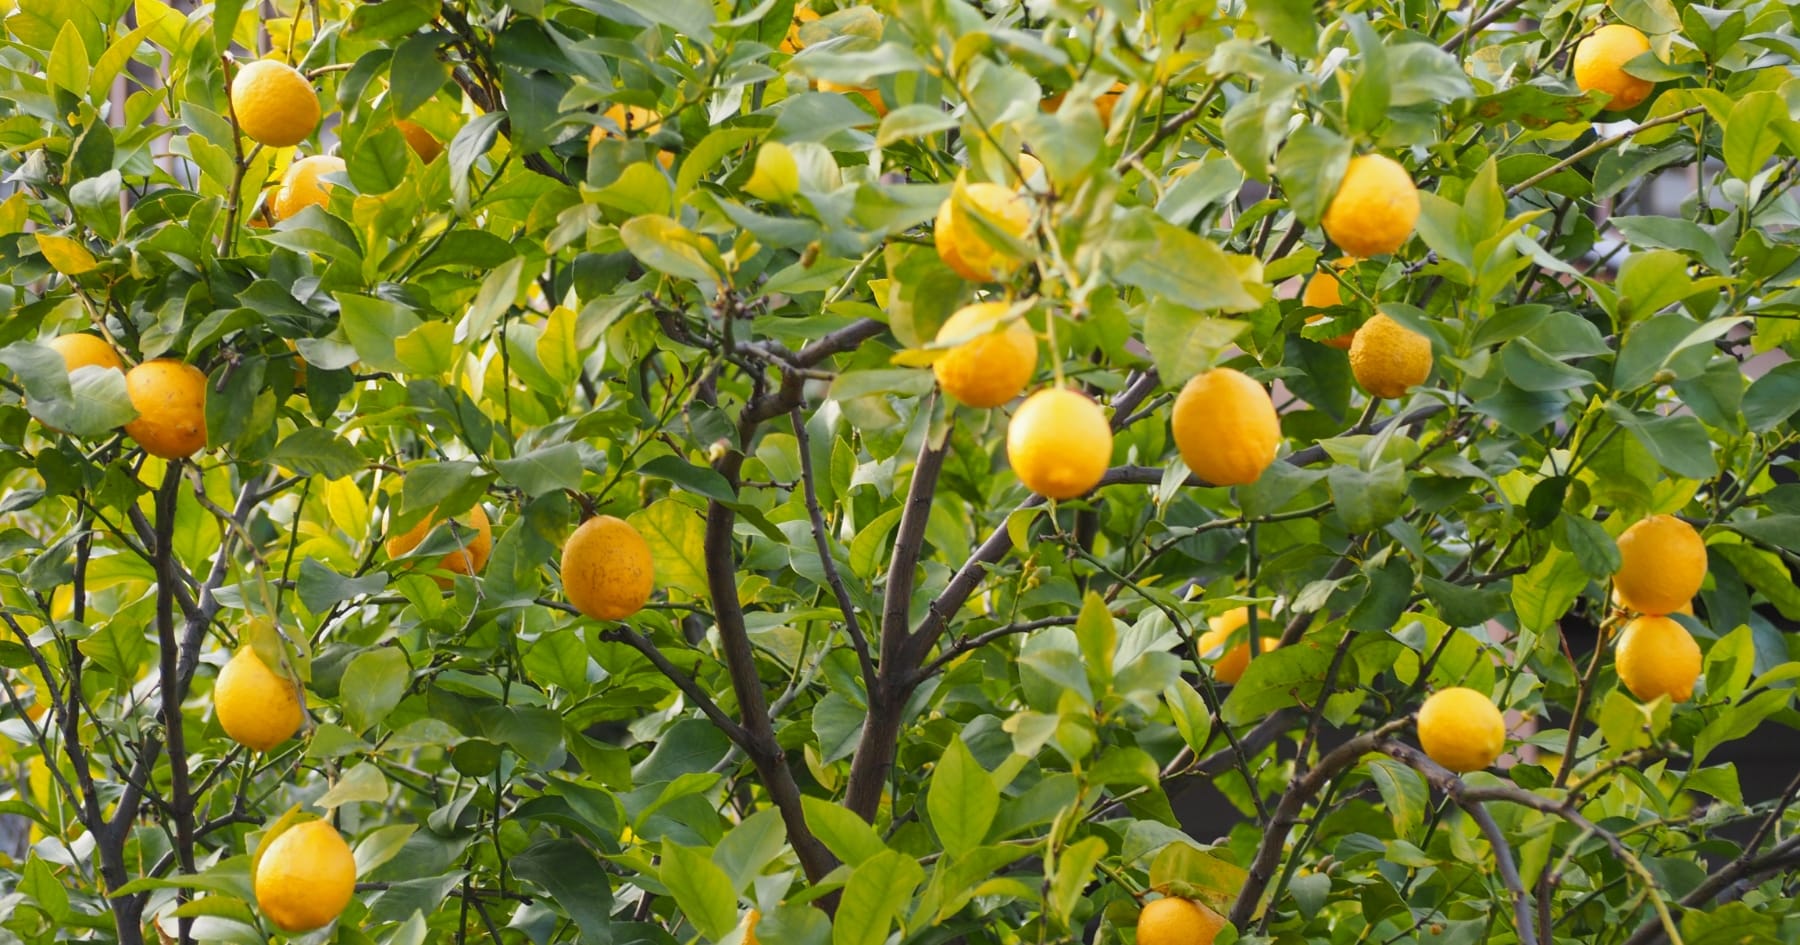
[124,360,208,459]
[254,820,356,932]
[781,6,820,53]
[1197,607,1276,684]
[1613,514,1706,616]
[1171,368,1282,487]
[1573,24,1655,112]
[1043,81,1128,126]
[935,182,1031,283]
[588,104,674,170]
[1321,154,1419,257]
[819,79,887,116]
[1416,687,1506,773]
[562,515,655,621]
[394,120,442,163]
[48,333,124,373]
[1615,615,1701,703]
[215,647,304,751]
[386,504,493,580]
[1006,388,1113,499]
[1609,585,1693,617]
[1348,313,1431,399]
[1136,897,1227,945]
[271,155,345,222]
[1301,259,1357,350]
[230,59,321,148]
[932,302,1038,408]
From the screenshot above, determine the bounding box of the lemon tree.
[1,2,1799,945]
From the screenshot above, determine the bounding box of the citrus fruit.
[1610,585,1693,617]
[935,182,1031,283]
[1573,24,1655,112]
[932,301,1038,408]
[1613,514,1706,616]
[1006,388,1113,499]
[1171,368,1282,486]
[123,360,208,459]
[1302,259,1357,350]
[48,333,124,374]
[230,59,321,148]
[1615,615,1702,703]
[254,820,356,932]
[214,646,304,751]
[1416,687,1506,773]
[819,79,887,116]
[1348,313,1432,398]
[781,6,820,53]
[1044,81,1128,126]
[1136,897,1227,945]
[588,104,674,169]
[1321,154,1419,257]
[1197,607,1276,684]
[395,119,442,163]
[386,504,493,580]
[562,515,655,621]
[1014,152,1045,190]
[271,155,345,222]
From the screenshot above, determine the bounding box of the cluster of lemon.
[229,59,441,225]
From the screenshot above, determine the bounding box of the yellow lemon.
[935,182,1031,283]
[1610,585,1694,617]
[818,79,887,116]
[254,820,356,932]
[1417,687,1506,773]
[48,333,124,373]
[1348,313,1432,399]
[588,104,675,170]
[271,155,346,222]
[932,302,1038,408]
[1322,154,1419,257]
[1006,388,1112,499]
[214,647,304,751]
[1573,24,1655,112]
[1615,615,1702,703]
[1043,81,1128,127]
[387,504,493,581]
[230,59,321,148]
[1171,368,1282,487]
[1302,258,1358,350]
[123,360,208,459]
[1613,514,1706,616]
[562,515,655,621]
[781,6,820,53]
[394,119,442,163]
[1136,897,1227,945]
[1196,607,1276,685]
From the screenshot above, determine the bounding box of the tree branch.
[598,625,750,746]
[790,409,874,690]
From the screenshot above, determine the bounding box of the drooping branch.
[791,409,875,690]
[596,623,750,747]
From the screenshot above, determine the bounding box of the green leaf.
[47,20,89,99]
[494,443,583,497]
[605,0,714,41]
[1147,843,1249,916]
[1723,91,1790,182]
[1327,462,1406,533]
[712,808,787,893]
[662,845,739,942]
[337,293,424,373]
[349,0,439,40]
[1680,902,1782,945]
[1617,250,1697,322]
[1610,215,1731,273]
[1163,680,1214,753]
[1343,14,1391,135]
[354,824,419,878]
[639,454,737,503]
[801,796,887,867]
[1275,124,1353,224]
[630,499,707,599]
[832,850,924,945]
[391,33,450,118]
[926,737,999,859]
[1246,0,1317,54]
[316,762,390,809]
[341,647,411,732]
[512,840,614,944]
[20,854,70,921]
[1511,546,1587,634]
[270,427,366,480]
[812,691,866,763]
[622,215,726,290]
[522,629,589,691]
[1604,405,1717,479]
[1049,836,1107,927]
[1074,591,1116,696]
[1220,640,1334,725]
[1741,362,1800,432]
[1561,513,1621,578]
[297,559,389,613]
[1107,209,1262,313]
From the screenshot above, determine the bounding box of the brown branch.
[791,409,874,689]
[1506,107,1707,198]
[598,625,750,746]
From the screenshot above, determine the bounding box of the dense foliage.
[2,0,1800,944]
